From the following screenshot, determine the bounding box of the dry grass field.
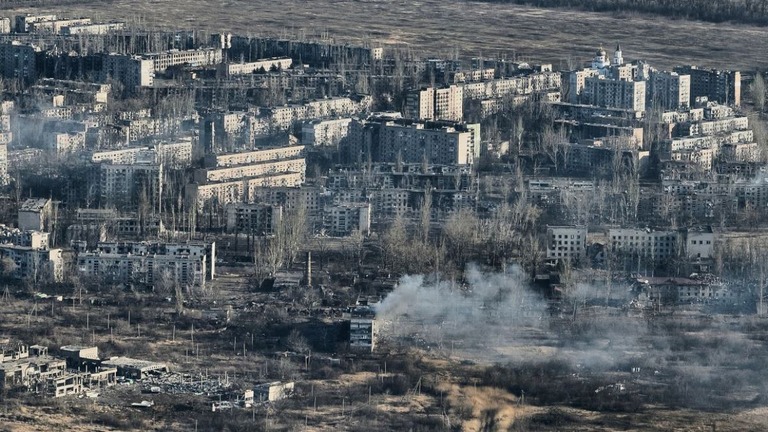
[4,0,768,70]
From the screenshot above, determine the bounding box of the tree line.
[479,0,768,26]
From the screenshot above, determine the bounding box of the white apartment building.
[187,172,305,211]
[76,241,215,288]
[14,14,58,32]
[686,117,749,136]
[370,189,409,217]
[0,140,7,186]
[143,48,222,73]
[462,72,562,100]
[346,304,378,352]
[302,118,352,147]
[720,142,758,162]
[60,22,124,35]
[377,121,479,166]
[323,203,371,237]
[196,159,306,183]
[0,41,39,82]
[405,85,463,122]
[46,131,86,155]
[671,148,715,170]
[220,57,292,76]
[206,145,305,167]
[608,227,714,260]
[546,226,587,262]
[91,138,192,167]
[28,17,91,34]
[568,68,601,103]
[0,18,11,34]
[583,76,646,112]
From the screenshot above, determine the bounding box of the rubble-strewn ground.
[4,0,768,70]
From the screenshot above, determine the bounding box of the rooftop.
[20,198,50,212]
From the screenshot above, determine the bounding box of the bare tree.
[751,72,766,112]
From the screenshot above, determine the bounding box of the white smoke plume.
[375,264,550,362]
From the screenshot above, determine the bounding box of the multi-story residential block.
[0,18,11,34]
[18,199,53,232]
[674,66,741,107]
[99,162,163,211]
[608,227,714,260]
[382,121,479,166]
[75,241,215,288]
[670,147,715,170]
[0,41,39,82]
[0,245,63,282]
[546,226,587,262]
[188,147,307,211]
[582,76,646,112]
[452,68,496,83]
[31,79,111,105]
[566,142,647,176]
[91,138,194,168]
[205,145,305,167]
[649,70,690,110]
[45,131,86,155]
[101,54,154,90]
[28,17,92,33]
[0,101,6,186]
[463,72,562,99]
[187,172,305,213]
[345,300,378,352]
[59,22,125,35]
[143,48,223,73]
[264,96,372,132]
[301,118,352,147]
[323,203,371,237]
[567,68,601,103]
[14,14,58,32]
[720,142,758,162]
[195,158,306,184]
[0,225,50,249]
[350,118,480,166]
[405,85,463,122]
[247,186,328,229]
[225,203,283,235]
[219,57,292,76]
[67,208,164,242]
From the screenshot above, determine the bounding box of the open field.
[4,0,768,70]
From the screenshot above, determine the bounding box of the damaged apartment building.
[73,241,216,288]
[0,343,172,398]
[0,344,116,397]
[345,298,379,352]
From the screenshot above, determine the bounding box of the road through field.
[5,0,768,70]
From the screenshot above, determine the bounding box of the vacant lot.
[4,0,768,70]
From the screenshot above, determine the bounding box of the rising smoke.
[375,265,648,367]
[375,264,551,362]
